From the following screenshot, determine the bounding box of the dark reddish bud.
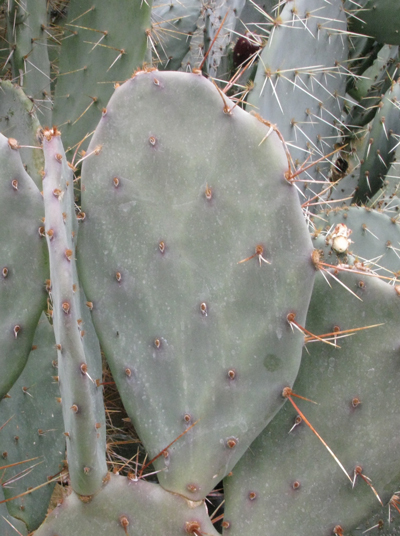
[233,35,262,68]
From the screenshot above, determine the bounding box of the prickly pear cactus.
[223,270,400,536]
[0,81,44,188]
[77,69,315,500]
[1,1,400,534]
[0,133,48,399]
[312,206,400,277]
[152,0,202,71]
[34,473,220,536]
[6,0,52,125]
[247,0,348,201]
[0,487,27,536]
[52,0,153,152]
[0,313,64,532]
[353,79,400,204]
[41,127,107,496]
[348,0,400,46]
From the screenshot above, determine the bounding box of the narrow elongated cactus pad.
[42,129,107,496]
[78,69,315,499]
[223,271,400,536]
[204,0,246,78]
[0,133,48,399]
[369,143,400,209]
[346,45,400,128]
[34,474,220,536]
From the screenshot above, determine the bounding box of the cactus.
[34,473,221,536]
[346,44,400,128]
[152,0,202,71]
[6,0,52,125]
[0,1,400,535]
[77,69,315,499]
[203,0,246,78]
[347,0,400,46]
[0,133,48,399]
[312,206,400,276]
[246,0,348,202]
[0,487,27,536]
[223,270,400,536]
[0,313,64,531]
[350,503,400,535]
[52,0,153,152]
[41,127,107,496]
[0,81,45,188]
[369,142,400,211]
[353,79,400,204]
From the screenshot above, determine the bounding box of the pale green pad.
[53,0,152,152]
[78,69,315,499]
[0,313,64,531]
[224,271,400,535]
[0,133,48,399]
[34,474,220,536]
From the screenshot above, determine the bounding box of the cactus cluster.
[1,1,400,535]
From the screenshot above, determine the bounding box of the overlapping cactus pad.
[34,473,220,536]
[223,270,400,535]
[0,133,48,399]
[0,313,64,532]
[0,486,27,536]
[247,0,348,199]
[2,1,400,534]
[53,0,152,152]
[77,69,315,499]
[42,129,107,496]
[348,0,400,46]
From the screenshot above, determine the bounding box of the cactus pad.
[223,270,400,536]
[78,69,315,499]
[0,313,64,531]
[0,133,48,399]
[34,473,220,536]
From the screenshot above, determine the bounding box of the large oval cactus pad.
[78,70,315,499]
